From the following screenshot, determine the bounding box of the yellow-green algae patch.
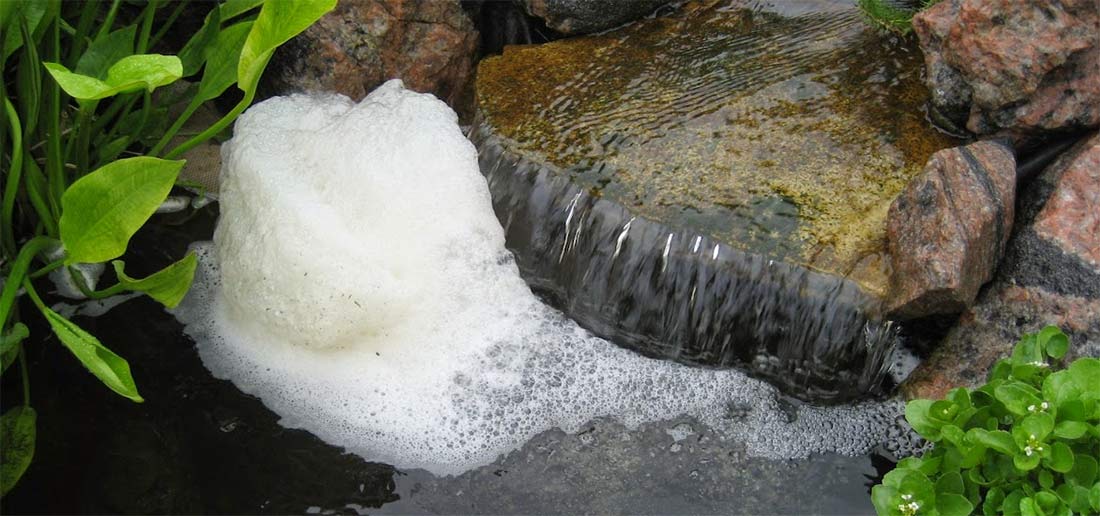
[475,0,957,296]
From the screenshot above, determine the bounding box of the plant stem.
[94,0,123,42]
[29,259,65,279]
[0,236,55,330]
[149,0,188,50]
[136,0,159,54]
[2,98,25,256]
[165,90,256,159]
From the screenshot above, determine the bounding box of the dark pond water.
[1,205,898,514]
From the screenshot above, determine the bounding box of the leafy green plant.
[873,326,1100,515]
[1,0,335,496]
[856,0,942,35]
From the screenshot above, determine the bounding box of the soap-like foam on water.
[174,80,903,475]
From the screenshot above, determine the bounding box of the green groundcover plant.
[1,0,336,496]
[857,0,942,35]
[873,326,1100,516]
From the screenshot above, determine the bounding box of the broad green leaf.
[984,487,1006,516]
[237,0,335,93]
[936,470,965,495]
[0,406,35,496]
[60,157,184,264]
[0,323,29,374]
[906,399,942,440]
[75,25,136,78]
[1089,482,1099,512]
[1034,490,1062,514]
[1013,333,1043,365]
[44,54,182,101]
[930,399,960,423]
[989,360,1013,381]
[1046,442,1074,473]
[112,253,197,308]
[1069,358,1100,395]
[220,0,265,20]
[177,6,220,76]
[1019,497,1040,516]
[1016,413,1055,443]
[969,428,1016,455]
[1054,420,1088,440]
[1043,371,1080,408]
[1038,326,1069,359]
[37,304,142,402]
[2,0,48,59]
[1069,455,1097,486]
[1039,469,1054,489]
[1004,489,1026,516]
[870,484,897,516]
[1015,451,1042,471]
[997,382,1043,416]
[0,323,29,356]
[937,493,973,516]
[196,21,253,101]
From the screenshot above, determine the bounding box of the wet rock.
[520,0,669,35]
[913,0,1100,139]
[886,141,1016,320]
[263,0,478,117]
[473,1,956,400]
[902,132,1100,400]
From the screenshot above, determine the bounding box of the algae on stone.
[476,0,957,297]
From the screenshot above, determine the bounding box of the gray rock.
[520,0,669,35]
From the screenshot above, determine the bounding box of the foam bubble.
[174,80,902,475]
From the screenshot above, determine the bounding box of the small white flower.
[901,494,912,501]
[1028,404,1037,412]
[1040,401,1049,410]
[1024,446,1034,456]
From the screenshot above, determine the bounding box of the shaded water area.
[474,0,958,401]
[0,209,910,515]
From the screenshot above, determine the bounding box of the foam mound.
[174,80,904,475]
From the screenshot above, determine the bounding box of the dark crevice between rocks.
[462,0,564,57]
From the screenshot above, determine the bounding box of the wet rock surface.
[519,0,669,35]
[473,0,955,400]
[886,140,1016,320]
[913,0,1100,139]
[376,417,891,515]
[262,0,478,117]
[902,133,1100,400]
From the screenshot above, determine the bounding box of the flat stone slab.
[472,0,957,401]
[477,0,957,297]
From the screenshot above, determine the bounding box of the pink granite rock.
[263,0,478,118]
[913,0,1100,139]
[902,132,1100,399]
[886,141,1016,319]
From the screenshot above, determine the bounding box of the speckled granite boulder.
[886,141,1016,320]
[902,132,1100,400]
[263,0,478,117]
[520,0,669,35]
[913,0,1100,140]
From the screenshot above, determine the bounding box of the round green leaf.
[936,470,965,496]
[906,399,942,441]
[1046,442,1074,473]
[1015,451,1042,471]
[1054,420,1089,440]
[937,493,973,516]
[1039,469,1055,489]
[1069,358,1100,395]
[997,382,1043,416]
[60,157,185,264]
[1069,455,1097,486]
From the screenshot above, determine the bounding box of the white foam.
[174,80,901,475]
